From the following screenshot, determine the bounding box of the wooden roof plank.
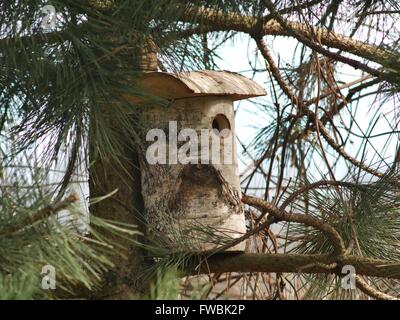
[138,70,267,101]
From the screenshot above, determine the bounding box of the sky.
[214,33,398,185]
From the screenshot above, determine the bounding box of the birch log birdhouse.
[131,70,266,252]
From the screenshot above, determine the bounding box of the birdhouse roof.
[136,70,266,101]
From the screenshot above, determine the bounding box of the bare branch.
[181,6,396,78]
[241,194,346,255]
[184,252,400,282]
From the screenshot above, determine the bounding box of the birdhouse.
[132,70,266,252]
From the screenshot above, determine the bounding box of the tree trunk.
[88,145,147,299]
[87,38,158,299]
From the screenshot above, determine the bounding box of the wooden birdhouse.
[132,70,266,252]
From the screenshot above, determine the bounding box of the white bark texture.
[140,97,246,251]
[133,71,266,252]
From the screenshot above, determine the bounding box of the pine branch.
[183,252,400,283]
[317,120,385,177]
[1,193,79,235]
[1,3,397,77]
[180,5,397,81]
[260,0,384,78]
[242,191,346,256]
[355,276,397,300]
[253,36,385,177]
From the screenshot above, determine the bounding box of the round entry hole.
[212,114,231,137]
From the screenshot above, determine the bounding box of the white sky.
[214,33,398,188]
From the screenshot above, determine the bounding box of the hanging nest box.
[131,70,266,252]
